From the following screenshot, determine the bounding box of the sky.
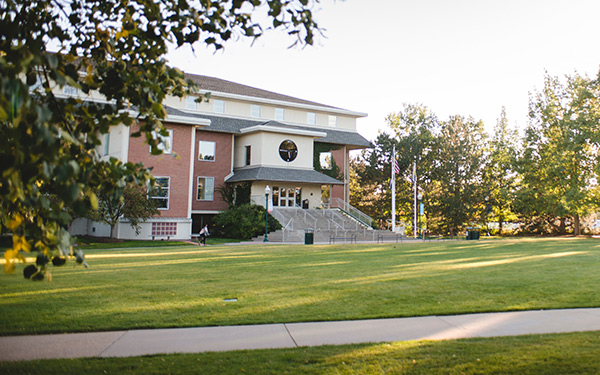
[167,0,600,142]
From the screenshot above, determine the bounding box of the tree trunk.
[498,220,503,236]
[110,224,116,239]
[574,214,581,236]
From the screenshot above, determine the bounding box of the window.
[307,112,316,125]
[320,152,332,170]
[186,96,198,110]
[274,108,285,121]
[214,99,225,113]
[63,85,78,96]
[251,104,261,118]
[197,177,215,201]
[279,140,298,162]
[328,115,337,127]
[152,177,170,210]
[198,141,216,161]
[245,145,251,166]
[103,133,110,156]
[151,129,173,154]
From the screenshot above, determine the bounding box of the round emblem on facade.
[279,140,298,162]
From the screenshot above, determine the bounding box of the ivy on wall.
[314,143,344,181]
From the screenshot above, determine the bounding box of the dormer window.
[251,104,261,118]
[186,96,198,110]
[214,99,225,113]
[275,108,285,121]
[328,115,337,127]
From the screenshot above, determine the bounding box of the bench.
[376,234,404,243]
[329,234,357,244]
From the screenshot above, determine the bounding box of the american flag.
[392,155,400,175]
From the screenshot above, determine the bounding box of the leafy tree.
[482,107,519,234]
[386,103,438,231]
[351,132,399,227]
[1,0,320,276]
[429,116,487,236]
[217,182,252,209]
[89,182,159,239]
[516,71,600,235]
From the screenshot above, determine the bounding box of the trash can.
[304,228,314,245]
[466,227,480,240]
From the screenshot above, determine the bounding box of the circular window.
[279,140,298,162]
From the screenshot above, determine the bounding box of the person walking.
[199,225,209,245]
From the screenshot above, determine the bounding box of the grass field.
[2,237,600,374]
[1,237,599,336]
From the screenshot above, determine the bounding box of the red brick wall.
[128,123,193,218]
[331,146,347,202]
[192,130,232,212]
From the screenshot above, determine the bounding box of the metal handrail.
[330,197,373,229]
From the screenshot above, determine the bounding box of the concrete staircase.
[252,207,402,243]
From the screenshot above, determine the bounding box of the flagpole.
[413,159,417,239]
[391,146,396,233]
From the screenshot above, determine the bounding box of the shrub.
[212,204,281,239]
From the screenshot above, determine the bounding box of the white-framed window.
[152,177,170,210]
[319,152,333,170]
[198,140,216,161]
[151,129,173,154]
[103,133,110,156]
[214,99,225,113]
[251,104,261,118]
[307,112,316,125]
[63,85,78,96]
[328,115,337,127]
[197,177,215,201]
[274,108,285,121]
[186,96,198,110]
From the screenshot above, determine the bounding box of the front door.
[272,186,302,207]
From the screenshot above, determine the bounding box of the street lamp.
[264,185,271,242]
[485,195,490,236]
[417,192,423,239]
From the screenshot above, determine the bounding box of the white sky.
[167,0,600,142]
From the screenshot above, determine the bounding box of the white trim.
[122,124,130,163]
[188,127,198,218]
[230,134,235,176]
[166,114,211,126]
[197,90,367,117]
[240,125,326,138]
[191,210,222,214]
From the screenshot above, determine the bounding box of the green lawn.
[2,331,600,374]
[1,237,599,336]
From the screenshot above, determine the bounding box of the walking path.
[2,308,600,362]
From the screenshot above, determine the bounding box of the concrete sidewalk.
[1,308,600,362]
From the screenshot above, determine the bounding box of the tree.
[482,107,519,234]
[429,116,487,236]
[386,103,438,231]
[351,132,400,228]
[1,0,321,277]
[516,71,600,235]
[90,182,159,239]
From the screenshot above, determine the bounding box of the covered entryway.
[272,186,302,207]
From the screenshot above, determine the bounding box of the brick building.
[70,74,371,240]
